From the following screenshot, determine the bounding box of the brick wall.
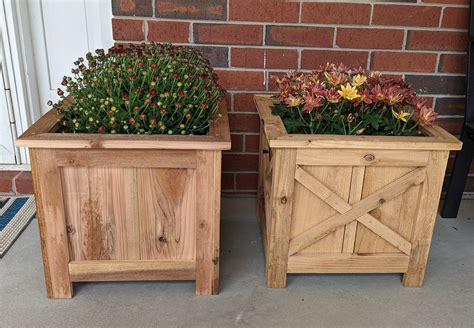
[111,0,472,194]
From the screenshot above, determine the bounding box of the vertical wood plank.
[257,124,270,250]
[30,149,72,298]
[403,151,449,287]
[137,168,196,260]
[61,166,89,261]
[342,166,365,253]
[266,148,297,288]
[195,150,221,295]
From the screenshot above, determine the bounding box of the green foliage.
[51,43,225,135]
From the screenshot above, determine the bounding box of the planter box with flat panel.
[16,100,230,298]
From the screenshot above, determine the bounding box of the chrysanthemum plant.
[50,43,225,135]
[272,63,438,136]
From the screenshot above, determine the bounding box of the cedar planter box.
[16,101,230,298]
[254,95,462,288]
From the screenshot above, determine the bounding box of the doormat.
[0,196,35,258]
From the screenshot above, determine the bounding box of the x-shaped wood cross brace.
[288,166,427,256]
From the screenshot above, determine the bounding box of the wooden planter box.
[254,95,462,288]
[16,101,230,298]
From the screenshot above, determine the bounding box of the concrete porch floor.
[1,198,473,327]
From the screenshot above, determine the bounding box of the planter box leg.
[266,149,297,288]
[403,151,449,287]
[30,149,73,298]
[195,150,221,295]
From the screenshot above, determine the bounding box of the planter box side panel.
[61,164,196,261]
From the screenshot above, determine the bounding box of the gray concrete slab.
[1,198,473,327]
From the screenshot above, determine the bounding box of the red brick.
[229,113,260,132]
[231,48,298,69]
[336,28,404,50]
[230,134,244,152]
[147,21,189,43]
[236,173,258,190]
[112,19,144,41]
[15,172,34,194]
[301,3,370,25]
[216,70,266,90]
[407,31,469,51]
[406,75,465,95]
[0,171,19,193]
[221,173,235,190]
[112,0,153,16]
[422,0,469,4]
[372,5,441,27]
[234,93,258,112]
[229,0,299,23]
[194,24,263,45]
[301,50,368,70]
[156,0,226,20]
[371,52,437,73]
[437,117,463,135]
[222,154,259,171]
[265,26,333,47]
[439,54,468,74]
[435,97,465,116]
[441,7,470,29]
[245,135,260,153]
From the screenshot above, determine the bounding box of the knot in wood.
[363,154,375,162]
[280,196,288,204]
[69,159,75,164]
[379,198,386,204]
[212,257,219,265]
[158,236,167,243]
[66,225,75,234]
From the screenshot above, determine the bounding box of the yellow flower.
[351,74,367,87]
[392,109,410,122]
[337,83,359,101]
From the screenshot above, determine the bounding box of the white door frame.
[1,0,113,166]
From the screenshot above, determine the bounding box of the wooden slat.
[257,125,270,253]
[291,166,352,254]
[254,94,462,151]
[209,99,231,145]
[69,260,195,281]
[61,166,90,261]
[16,100,231,150]
[354,167,421,254]
[254,95,287,141]
[30,149,72,298]
[295,166,412,255]
[287,253,409,273]
[137,168,196,260]
[289,167,426,255]
[403,151,450,287]
[265,148,297,288]
[342,166,365,253]
[357,215,411,255]
[56,149,197,168]
[195,150,221,295]
[296,149,430,166]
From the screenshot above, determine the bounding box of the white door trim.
[0,0,113,166]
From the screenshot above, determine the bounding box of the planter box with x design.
[254,95,462,288]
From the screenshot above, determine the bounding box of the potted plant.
[17,43,230,298]
[254,63,461,288]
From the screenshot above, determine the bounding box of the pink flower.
[325,88,341,104]
[285,94,303,107]
[416,106,438,127]
[303,93,322,112]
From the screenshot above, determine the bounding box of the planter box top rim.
[16,99,231,151]
[254,94,462,151]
